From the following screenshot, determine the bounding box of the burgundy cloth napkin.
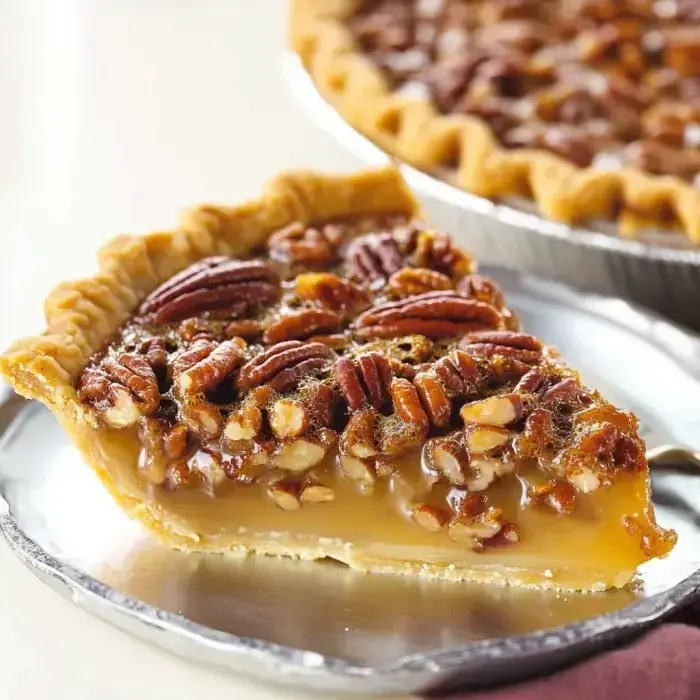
[441,605,700,700]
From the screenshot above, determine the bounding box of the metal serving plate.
[285,55,700,332]
[1,268,700,695]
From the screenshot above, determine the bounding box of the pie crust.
[288,0,700,244]
[0,167,676,592]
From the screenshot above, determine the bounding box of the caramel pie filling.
[75,215,676,591]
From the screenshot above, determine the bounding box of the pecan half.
[78,353,160,428]
[353,291,503,340]
[456,275,519,331]
[434,349,480,395]
[389,377,430,437]
[406,231,475,279]
[345,232,405,286]
[336,353,395,412]
[138,337,168,370]
[139,258,281,323]
[268,222,346,268]
[263,309,342,345]
[460,330,543,364]
[542,377,590,409]
[294,273,371,314]
[387,267,453,298]
[413,373,452,427]
[457,274,504,309]
[174,339,245,395]
[237,340,333,392]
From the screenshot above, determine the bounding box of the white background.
[0,1,407,698]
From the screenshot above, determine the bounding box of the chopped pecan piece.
[464,424,513,455]
[180,398,223,440]
[237,340,334,392]
[340,410,379,458]
[224,404,263,442]
[300,476,335,503]
[460,393,523,427]
[268,479,301,511]
[387,267,453,297]
[138,337,168,370]
[423,435,470,485]
[542,377,590,408]
[460,330,543,364]
[448,507,508,551]
[139,258,281,323]
[263,309,342,345]
[78,353,160,428]
[294,273,371,313]
[139,417,194,484]
[268,222,346,268]
[412,504,449,532]
[353,291,503,339]
[513,407,555,459]
[529,480,578,515]
[339,454,377,494]
[269,399,310,438]
[346,232,405,286]
[273,439,327,472]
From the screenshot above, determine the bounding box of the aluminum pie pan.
[284,54,700,332]
[1,267,700,695]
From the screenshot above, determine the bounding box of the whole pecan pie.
[290,0,700,243]
[0,167,676,591]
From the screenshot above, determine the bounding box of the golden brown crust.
[288,0,700,244]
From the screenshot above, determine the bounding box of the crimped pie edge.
[0,167,420,411]
[288,0,700,244]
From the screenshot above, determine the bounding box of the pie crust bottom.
[79,422,654,592]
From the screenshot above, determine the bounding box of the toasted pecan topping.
[350,0,700,187]
[140,258,281,323]
[75,212,653,548]
[237,340,333,392]
[354,290,504,339]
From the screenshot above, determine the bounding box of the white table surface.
[0,1,410,698]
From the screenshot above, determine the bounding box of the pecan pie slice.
[290,0,700,243]
[0,167,675,592]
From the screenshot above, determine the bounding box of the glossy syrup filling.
[75,213,676,588]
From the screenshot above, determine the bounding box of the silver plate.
[284,55,700,332]
[2,267,700,695]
